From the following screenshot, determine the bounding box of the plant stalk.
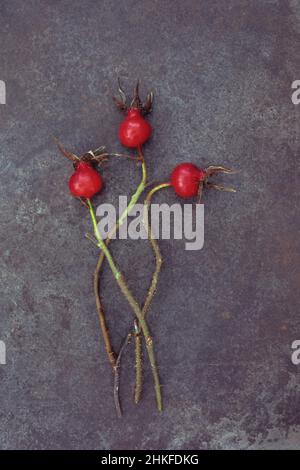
[93,150,147,415]
[114,332,132,418]
[133,182,171,403]
[87,198,162,412]
[134,320,143,404]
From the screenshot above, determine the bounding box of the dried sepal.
[54,137,79,162]
[205,165,238,177]
[206,182,236,193]
[130,80,142,109]
[203,165,238,194]
[113,77,128,111]
[93,146,106,157]
[143,92,154,115]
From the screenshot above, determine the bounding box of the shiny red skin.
[119,109,152,148]
[171,163,206,198]
[69,162,103,199]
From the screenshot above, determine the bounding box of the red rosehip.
[68,162,103,199]
[119,109,152,148]
[171,163,206,198]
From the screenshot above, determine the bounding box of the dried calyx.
[55,138,111,168]
[114,79,153,115]
[55,138,138,168]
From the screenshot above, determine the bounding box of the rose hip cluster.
[57,80,236,416]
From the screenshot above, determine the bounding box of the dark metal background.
[0,0,299,449]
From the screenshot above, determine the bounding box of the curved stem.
[142,183,171,314]
[134,182,171,403]
[87,198,162,411]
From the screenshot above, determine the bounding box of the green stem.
[94,154,147,369]
[116,155,147,230]
[92,151,143,417]
[87,198,162,412]
[93,147,146,414]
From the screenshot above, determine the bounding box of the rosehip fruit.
[171,163,206,198]
[119,109,152,148]
[69,162,103,199]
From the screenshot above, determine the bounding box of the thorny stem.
[134,320,143,404]
[87,199,163,412]
[93,267,116,368]
[134,182,171,403]
[114,332,132,418]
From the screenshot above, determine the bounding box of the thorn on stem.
[134,319,141,334]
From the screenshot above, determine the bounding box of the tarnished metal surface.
[0,0,299,449]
